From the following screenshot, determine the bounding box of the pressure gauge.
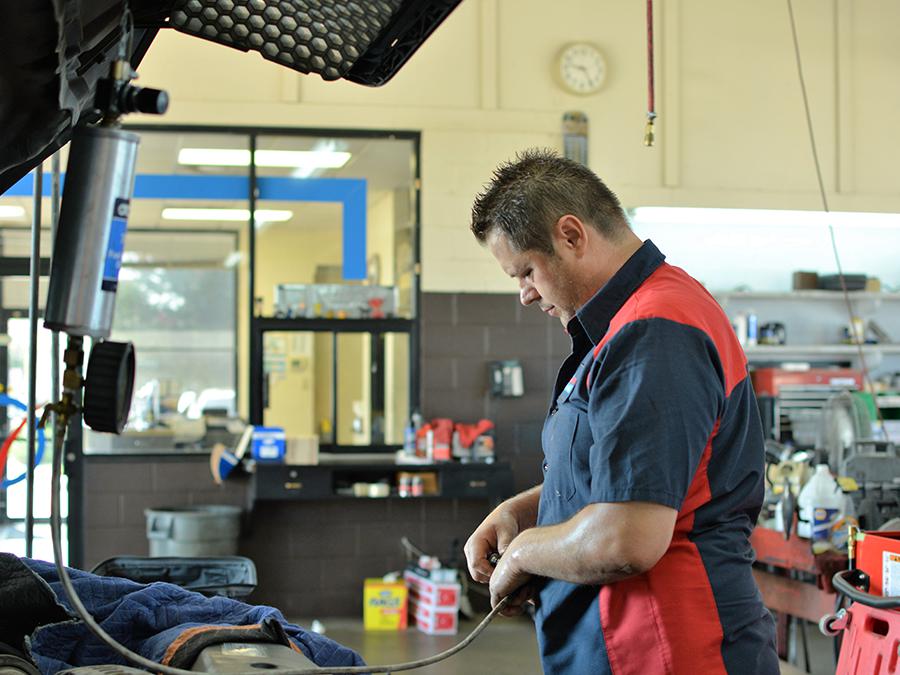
[556,43,607,95]
[83,340,136,434]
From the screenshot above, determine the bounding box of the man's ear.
[553,215,587,253]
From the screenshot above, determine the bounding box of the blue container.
[251,426,286,463]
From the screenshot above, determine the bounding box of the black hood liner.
[0,0,461,196]
[0,0,165,194]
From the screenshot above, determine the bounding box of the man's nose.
[519,283,539,306]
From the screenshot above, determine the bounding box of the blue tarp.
[16,557,365,673]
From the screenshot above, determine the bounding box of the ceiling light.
[161,208,293,222]
[631,207,900,229]
[223,252,243,268]
[177,148,351,170]
[0,205,26,218]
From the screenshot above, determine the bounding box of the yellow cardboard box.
[363,578,408,630]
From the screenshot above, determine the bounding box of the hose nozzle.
[644,112,657,147]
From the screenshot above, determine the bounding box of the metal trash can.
[145,505,242,557]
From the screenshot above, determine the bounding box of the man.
[464,150,778,674]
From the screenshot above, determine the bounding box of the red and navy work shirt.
[535,240,777,674]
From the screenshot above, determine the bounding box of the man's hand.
[488,535,535,616]
[464,505,521,584]
[464,485,542,584]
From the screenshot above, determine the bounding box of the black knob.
[84,341,136,434]
[119,85,169,115]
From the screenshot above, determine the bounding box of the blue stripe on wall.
[6,173,368,280]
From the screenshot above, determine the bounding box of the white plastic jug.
[797,464,843,540]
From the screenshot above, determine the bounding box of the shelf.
[744,344,900,359]
[876,395,900,408]
[714,290,900,302]
[250,461,514,501]
[254,316,415,333]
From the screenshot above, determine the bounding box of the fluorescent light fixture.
[161,208,293,223]
[223,252,243,268]
[631,207,900,229]
[0,205,26,218]
[178,148,351,170]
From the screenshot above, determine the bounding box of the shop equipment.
[821,527,900,674]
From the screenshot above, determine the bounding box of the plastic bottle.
[746,311,758,347]
[797,464,843,540]
[830,493,859,551]
[732,312,748,347]
[403,417,417,455]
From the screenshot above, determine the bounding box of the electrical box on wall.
[489,360,524,398]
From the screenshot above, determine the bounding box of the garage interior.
[1,2,899,674]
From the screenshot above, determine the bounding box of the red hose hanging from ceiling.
[645,0,657,146]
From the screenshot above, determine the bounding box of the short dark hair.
[470,149,629,255]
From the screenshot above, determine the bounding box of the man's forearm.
[505,501,675,586]
[500,484,542,531]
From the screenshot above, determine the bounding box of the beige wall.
[138,0,900,299]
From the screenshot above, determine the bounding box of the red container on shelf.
[750,367,862,397]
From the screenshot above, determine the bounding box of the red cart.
[821,529,900,674]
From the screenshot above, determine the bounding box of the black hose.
[50,407,510,674]
[832,569,900,609]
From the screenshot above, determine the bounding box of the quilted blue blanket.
[10,557,365,673]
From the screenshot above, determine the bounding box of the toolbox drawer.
[440,465,513,499]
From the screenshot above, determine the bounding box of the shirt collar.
[571,239,666,345]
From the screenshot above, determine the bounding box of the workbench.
[751,526,845,661]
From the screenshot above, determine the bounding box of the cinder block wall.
[81,292,568,616]
[419,292,570,494]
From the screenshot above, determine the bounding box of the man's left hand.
[489,534,534,616]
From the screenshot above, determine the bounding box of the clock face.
[558,43,607,95]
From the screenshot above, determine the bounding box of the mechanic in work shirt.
[465,149,778,674]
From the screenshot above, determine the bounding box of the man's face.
[487,230,581,327]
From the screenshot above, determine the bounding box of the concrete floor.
[293,615,816,674]
[293,615,541,674]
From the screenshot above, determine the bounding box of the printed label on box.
[884,552,900,597]
[364,579,408,631]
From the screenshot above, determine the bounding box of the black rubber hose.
[832,570,900,609]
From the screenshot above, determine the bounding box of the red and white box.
[410,597,458,635]
[404,569,461,608]
[404,568,461,635]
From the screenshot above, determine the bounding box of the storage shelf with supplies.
[744,344,900,358]
[250,462,514,501]
[713,289,900,367]
[714,290,900,302]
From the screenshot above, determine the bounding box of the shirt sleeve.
[587,317,725,510]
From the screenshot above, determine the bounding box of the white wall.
[137,0,900,295]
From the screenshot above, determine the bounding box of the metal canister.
[398,474,412,498]
[411,475,424,497]
[45,125,139,338]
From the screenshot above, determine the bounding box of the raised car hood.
[0,0,461,194]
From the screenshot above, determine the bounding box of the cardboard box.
[410,597,458,635]
[404,569,461,608]
[792,270,819,290]
[286,436,319,465]
[251,427,285,463]
[363,579,408,630]
[405,568,460,635]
